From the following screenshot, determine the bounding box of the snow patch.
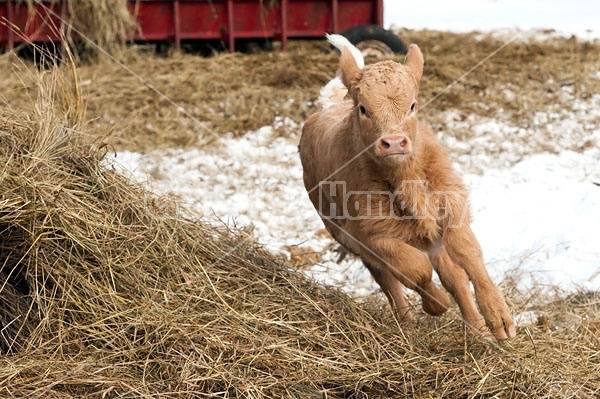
[385,0,600,41]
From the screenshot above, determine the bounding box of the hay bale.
[20,0,137,51]
[65,0,137,51]
[0,52,599,399]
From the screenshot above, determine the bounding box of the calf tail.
[326,33,365,69]
[317,34,364,109]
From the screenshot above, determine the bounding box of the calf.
[299,34,516,340]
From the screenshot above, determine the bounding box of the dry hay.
[2,30,597,154]
[78,43,337,151]
[72,30,600,153]
[0,49,599,399]
[0,30,596,152]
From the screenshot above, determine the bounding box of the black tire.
[340,25,407,56]
[236,38,274,54]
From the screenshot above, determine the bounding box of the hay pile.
[0,50,599,399]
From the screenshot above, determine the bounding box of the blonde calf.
[299,34,516,340]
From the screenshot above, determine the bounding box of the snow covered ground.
[467,150,600,293]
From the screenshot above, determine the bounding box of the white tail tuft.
[326,33,364,69]
[317,76,347,109]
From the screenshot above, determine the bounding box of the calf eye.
[359,105,367,115]
[410,102,417,112]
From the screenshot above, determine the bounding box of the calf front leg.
[443,226,516,340]
[430,249,490,337]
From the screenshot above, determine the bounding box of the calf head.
[340,44,424,163]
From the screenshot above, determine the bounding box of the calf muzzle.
[378,134,411,156]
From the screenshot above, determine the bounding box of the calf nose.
[378,135,410,155]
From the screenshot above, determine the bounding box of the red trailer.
[0,0,406,54]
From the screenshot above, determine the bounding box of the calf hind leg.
[365,262,414,321]
[360,238,451,317]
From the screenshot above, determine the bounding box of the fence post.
[280,0,287,51]
[332,0,338,33]
[227,0,235,52]
[173,0,181,51]
[7,0,14,51]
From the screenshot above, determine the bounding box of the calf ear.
[340,47,360,89]
[405,44,424,84]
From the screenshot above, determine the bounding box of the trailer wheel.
[237,38,274,54]
[340,25,407,57]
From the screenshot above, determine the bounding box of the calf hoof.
[421,286,451,316]
[394,305,415,323]
[476,290,517,340]
[491,321,517,340]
